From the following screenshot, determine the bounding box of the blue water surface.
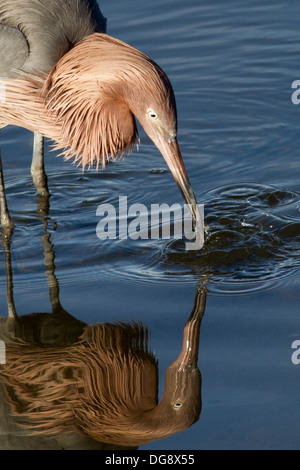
[0,0,300,450]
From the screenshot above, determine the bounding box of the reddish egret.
[0,0,204,246]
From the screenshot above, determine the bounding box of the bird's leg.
[0,145,14,233]
[31,132,50,197]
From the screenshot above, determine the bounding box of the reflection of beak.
[156,137,205,248]
[176,287,207,370]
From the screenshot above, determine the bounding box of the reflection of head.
[1,311,203,446]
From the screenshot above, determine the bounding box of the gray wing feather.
[0,25,29,78]
[0,0,107,77]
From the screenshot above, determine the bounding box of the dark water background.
[1,0,300,450]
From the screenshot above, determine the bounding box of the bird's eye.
[147,108,158,119]
[173,402,183,410]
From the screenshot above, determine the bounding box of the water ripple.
[97,183,300,294]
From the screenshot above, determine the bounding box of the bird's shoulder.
[0,0,107,77]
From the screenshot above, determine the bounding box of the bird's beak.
[156,137,204,248]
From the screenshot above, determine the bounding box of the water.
[0,0,300,450]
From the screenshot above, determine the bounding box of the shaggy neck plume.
[1,33,173,170]
[42,33,172,169]
[42,37,143,168]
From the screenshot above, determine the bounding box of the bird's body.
[0,0,204,247]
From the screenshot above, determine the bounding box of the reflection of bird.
[0,207,206,448]
[0,296,205,447]
[0,0,203,244]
